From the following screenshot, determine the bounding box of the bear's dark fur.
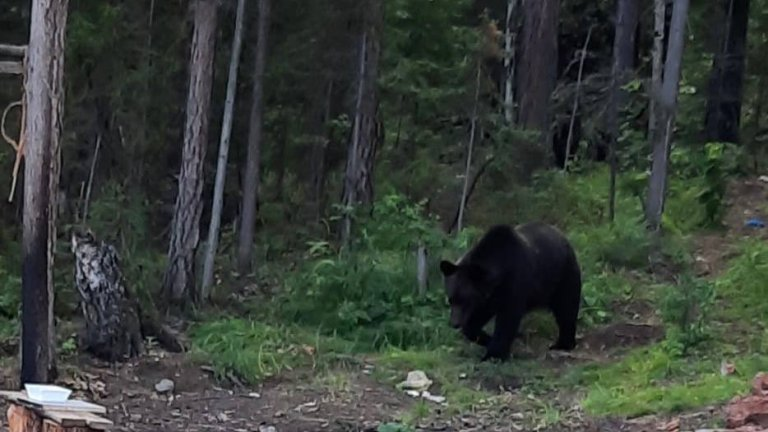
[439,222,582,361]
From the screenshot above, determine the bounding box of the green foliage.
[0,255,20,320]
[697,143,744,227]
[378,423,414,432]
[580,345,760,417]
[86,182,166,304]
[658,275,715,356]
[715,240,768,328]
[189,318,329,383]
[277,193,466,350]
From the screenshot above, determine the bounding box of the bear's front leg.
[462,301,494,346]
[481,304,524,362]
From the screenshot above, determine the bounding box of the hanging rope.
[1,53,26,202]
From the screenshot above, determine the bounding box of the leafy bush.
[276,193,469,350]
[659,275,715,356]
[86,181,166,305]
[715,240,768,325]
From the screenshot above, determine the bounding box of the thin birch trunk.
[201,0,246,299]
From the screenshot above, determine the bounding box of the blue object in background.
[745,218,766,228]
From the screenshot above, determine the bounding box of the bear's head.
[439,260,493,329]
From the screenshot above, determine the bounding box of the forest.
[0,0,767,430]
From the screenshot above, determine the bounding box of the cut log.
[71,229,184,362]
[3,391,112,431]
[0,61,23,74]
[0,43,27,57]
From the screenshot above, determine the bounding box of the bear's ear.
[439,260,458,276]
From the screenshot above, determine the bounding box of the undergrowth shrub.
[658,274,715,356]
[85,181,166,307]
[715,240,768,326]
[276,193,471,350]
[0,254,20,338]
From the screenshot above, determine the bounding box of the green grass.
[574,239,768,417]
[578,346,768,417]
[185,161,763,423]
[188,317,358,383]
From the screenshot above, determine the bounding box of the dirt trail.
[0,178,765,432]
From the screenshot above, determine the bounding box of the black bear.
[439,222,582,361]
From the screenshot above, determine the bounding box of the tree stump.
[70,230,143,361]
[70,229,185,361]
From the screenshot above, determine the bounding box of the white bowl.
[24,384,72,403]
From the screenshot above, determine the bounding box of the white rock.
[154,378,174,394]
[398,370,432,391]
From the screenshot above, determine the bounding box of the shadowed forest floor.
[1,178,767,432]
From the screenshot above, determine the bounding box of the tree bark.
[563,25,593,173]
[704,0,750,143]
[237,0,271,275]
[608,0,640,222]
[457,62,482,233]
[71,230,143,361]
[201,0,246,300]
[309,80,333,221]
[646,0,690,233]
[21,0,68,386]
[517,0,559,151]
[163,0,218,306]
[502,0,518,123]
[340,0,383,246]
[648,0,666,144]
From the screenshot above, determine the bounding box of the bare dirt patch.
[0,352,413,432]
[580,322,664,354]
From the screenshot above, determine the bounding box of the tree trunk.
[71,231,143,361]
[648,0,666,144]
[517,0,559,151]
[237,0,271,275]
[163,0,218,306]
[340,0,383,246]
[416,245,428,296]
[72,230,185,361]
[704,0,750,143]
[457,62,482,234]
[274,118,288,201]
[563,25,593,173]
[646,0,690,233]
[201,0,246,300]
[309,80,333,221]
[446,154,495,234]
[502,0,517,123]
[21,0,68,386]
[608,0,640,222]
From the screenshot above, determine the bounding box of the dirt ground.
[1,178,766,432]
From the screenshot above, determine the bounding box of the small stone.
[398,370,432,391]
[129,414,142,422]
[247,392,261,399]
[258,426,277,432]
[216,412,229,422]
[154,378,175,394]
[421,391,446,404]
[405,390,420,397]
